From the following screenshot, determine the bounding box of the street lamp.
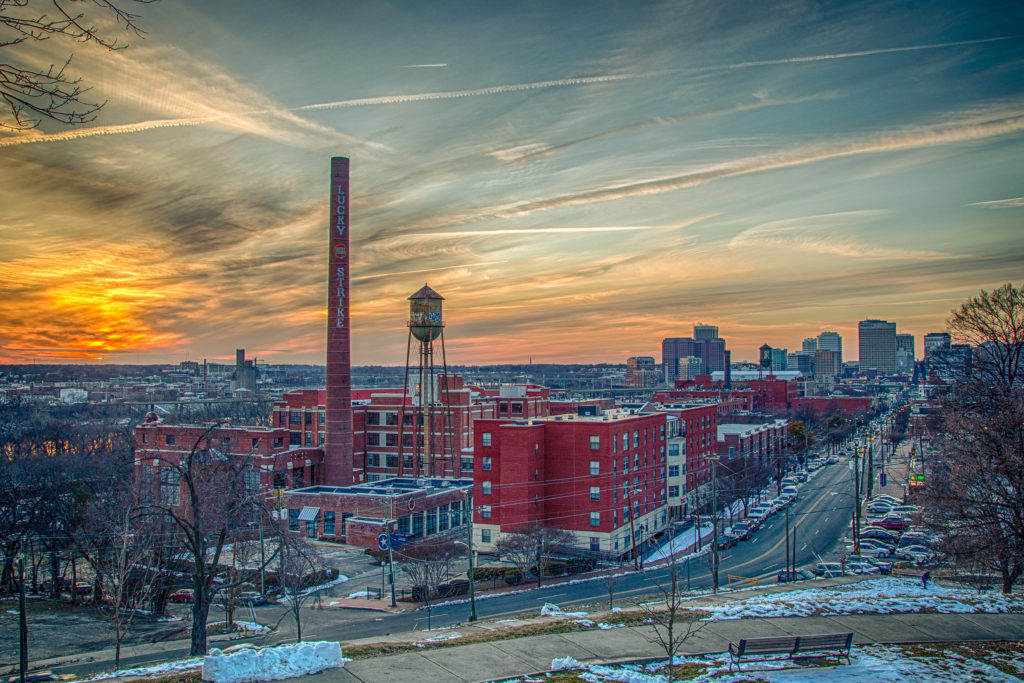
[463,489,477,621]
[709,456,720,594]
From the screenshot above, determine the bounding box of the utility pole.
[867,439,874,499]
[259,515,266,597]
[19,553,27,683]
[387,494,397,607]
[535,535,543,588]
[711,456,720,594]
[852,448,861,554]
[784,502,791,581]
[628,490,639,571]
[465,490,477,621]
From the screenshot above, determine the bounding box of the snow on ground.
[346,590,377,599]
[209,620,270,633]
[202,641,343,683]
[698,576,1024,620]
[79,656,204,681]
[523,643,1024,682]
[645,524,714,563]
[541,603,588,617]
[276,574,349,603]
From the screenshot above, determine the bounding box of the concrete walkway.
[327,611,1024,683]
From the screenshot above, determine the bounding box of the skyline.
[1,1,1022,366]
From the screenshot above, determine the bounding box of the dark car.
[860,529,900,544]
[169,588,195,603]
[716,534,738,550]
[872,516,910,531]
[776,569,815,583]
[237,591,266,606]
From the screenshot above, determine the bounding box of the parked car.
[872,516,911,531]
[868,495,902,506]
[74,583,92,597]
[237,591,266,606]
[866,500,896,514]
[860,529,900,543]
[890,505,921,518]
[777,569,816,583]
[845,560,881,575]
[748,506,772,521]
[6,670,76,682]
[812,562,845,578]
[730,521,753,540]
[169,588,195,603]
[888,545,938,564]
[780,486,799,500]
[716,534,738,550]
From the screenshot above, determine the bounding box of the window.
[660,424,665,440]
[386,433,398,447]
[481,529,491,544]
[633,430,640,447]
[511,402,523,414]
[165,434,175,446]
[590,511,600,527]
[288,508,299,532]
[386,454,398,468]
[461,456,473,471]
[668,465,679,477]
[306,513,317,538]
[319,412,325,425]
[669,485,679,497]
[482,481,492,495]
[385,412,398,426]
[613,487,618,503]
[426,509,437,535]
[590,537,600,551]
[324,511,335,535]
[289,432,301,446]
[613,510,618,526]
[305,431,312,445]
[139,465,153,502]
[589,435,600,450]
[367,453,381,467]
[318,432,325,446]
[251,437,259,449]
[244,469,259,493]
[612,435,617,453]
[366,412,380,425]
[590,486,600,501]
[481,505,492,519]
[159,467,180,506]
[623,506,630,522]
[305,411,313,425]
[367,433,380,446]
[622,433,628,450]
[482,456,492,471]
[481,432,492,447]
[622,456,629,473]
[613,461,617,476]
[289,411,301,425]
[589,460,600,475]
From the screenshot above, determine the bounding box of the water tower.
[398,284,456,477]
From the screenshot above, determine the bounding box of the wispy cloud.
[404,226,660,238]
[352,260,507,282]
[402,64,448,68]
[967,197,1024,208]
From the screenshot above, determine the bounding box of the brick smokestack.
[324,157,354,484]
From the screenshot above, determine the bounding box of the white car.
[748,506,771,521]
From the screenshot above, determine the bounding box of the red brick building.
[472,411,669,559]
[281,477,472,549]
[789,396,873,418]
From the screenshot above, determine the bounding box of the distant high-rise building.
[677,356,702,380]
[923,332,952,359]
[895,333,915,373]
[788,351,814,376]
[802,337,818,353]
[625,356,658,387]
[858,319,897,374]
[770,347,788,371]
[662,333,727,382]
[814,349,841,380]
[694,324,719,341]
[817,331,842,365]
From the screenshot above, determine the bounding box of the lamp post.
[464,490,477,621]
[628,488,639,571]
[710,456,720,594]
[18,552,27,683]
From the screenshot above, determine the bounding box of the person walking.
[922,570,931,589]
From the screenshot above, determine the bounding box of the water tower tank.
[408,284,444,341]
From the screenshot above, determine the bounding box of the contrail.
[404,226,658,238]
[715,35,1019,71]
[0,117,210,148]
[351,260,507,281]
[294,73,645,111]
[402,64,448,68]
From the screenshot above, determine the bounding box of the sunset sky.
[1,0,1022,366]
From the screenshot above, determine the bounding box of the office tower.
[662,337,695,383]
[815,349,841,380]
[896,333,915,373]
[802,337,818,353]
[923,332,952,359]
[789,351,814,376]
[770,347,788,371]
[817,331,842,365]
[626,356,658,387]
[858,319,897,374]
[694,324,719,341]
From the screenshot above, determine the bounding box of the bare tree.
[138,424,278,655]
[0,0,158,129]
[635,539,705,683]
[494,523,573,587]
[396,537,464,629]
[922,283,1024,594]
[273,531,326,643]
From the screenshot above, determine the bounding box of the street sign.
[389,533,410,549]
[377,533,389,551]
[880,472,886,486]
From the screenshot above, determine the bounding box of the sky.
[1,0,1022,366]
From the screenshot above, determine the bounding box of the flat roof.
[288,476,472,497]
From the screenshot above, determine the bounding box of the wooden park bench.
[727,632,853,671]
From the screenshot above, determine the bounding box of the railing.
[727,574,759,588]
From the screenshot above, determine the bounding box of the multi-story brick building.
[472,410,669,561]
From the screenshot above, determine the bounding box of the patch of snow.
[276,574,349,603]
[202,641,343,683]
[416,632,463,644]
[79,657,203,681]
[573,619,595,627]
[346,590,376,599]
[541,603,587,617]
[551,656,582,671]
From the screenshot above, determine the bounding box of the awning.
[297,506,320,522]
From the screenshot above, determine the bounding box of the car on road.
[776,569,816,583]
[237,591,267,606]
[169,588,195,603]
[748,504,773,521]
[780,486,799,500]
[812,562,845,578]
[871,516,911,531]
[6,670,76,682]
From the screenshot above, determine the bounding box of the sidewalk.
[326,611,1024,683]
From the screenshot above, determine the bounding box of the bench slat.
[729,632,853,672]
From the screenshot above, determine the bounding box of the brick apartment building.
[472,410,669,560]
